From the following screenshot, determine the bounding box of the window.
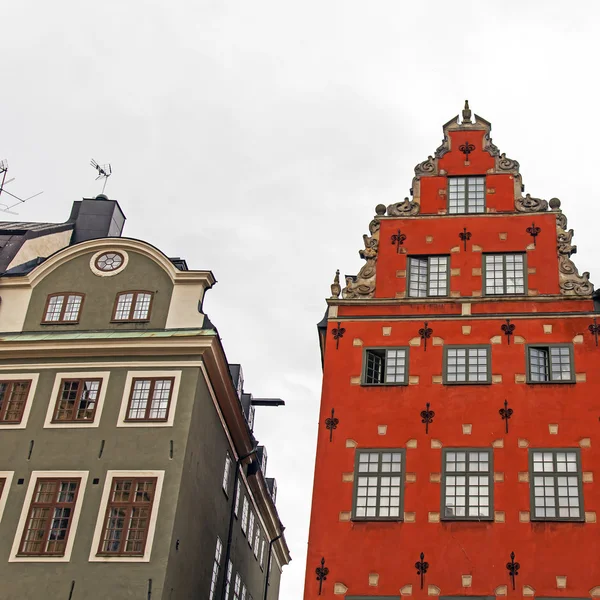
[43,293,83,324]
[222,454,232,495]
[241,497,249,534]
[442,449,492,520]
[233,574,242,600]
[209,537,223,600]
[95,252,124,272]
[225,561,233,599]
[113,291,153,321]
[98,477,157,555]
[253,529,260,557]
[126,378,174,422]
[260,539,265,569]
[242,585,247,600]
[484,254,525,295]
[408,256,449,297]
[18,478,80,556]
[352,449,404,520]
[234,483,241,516]
[444,346,490,384]
[530,450,583,521]
[0,380,31,424]
[527,345,574,383]
[0,473,12,523]
[448,176,485,213]
[247,511,255,544]
[363,348,409,385]
[51,379,101,423]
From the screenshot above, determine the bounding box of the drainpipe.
[262,527,285,600]
[221,446,258,600]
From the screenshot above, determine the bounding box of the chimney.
[70,194,126,244]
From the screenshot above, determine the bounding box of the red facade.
[305,104,600,600]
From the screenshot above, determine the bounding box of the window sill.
[123,419,169,424]
[360,382,408,387]
[40,321,80,326]
[95,553,145,558]
[529,517,585,523]
[443,381,492,386]
[110,319,151,324]
[351,518,404,523]
[526,380,576,385]
[440,517,494,523]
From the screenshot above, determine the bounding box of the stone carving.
[330,269,341,299]
[434,135,450,158]
[387,197,420,217]
[414,156,437,176]
[483,132,500,157]
[552,199,594,296]
[496,152,520,172]
[515,193,548,213]
[342,215,380,299]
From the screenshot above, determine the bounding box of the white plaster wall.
[7,230,72,271]
[165,283,206,329]
[0,287,32,332]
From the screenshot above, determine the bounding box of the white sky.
[2,2,600,597]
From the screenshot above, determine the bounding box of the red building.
[304,103,600,600]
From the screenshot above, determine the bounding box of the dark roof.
[1,256,47,277]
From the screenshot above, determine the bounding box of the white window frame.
[209,537,223,600]
[116,370,181,428]
[234,481,241,516]
[88,470,165,562]
[43,371,111,429]
[247,512,255,546]
[241,497,249,535]
[225,560,233,599]
[253,528,260,558]
[233,573,242,600]
[0,471,14,522]
[0,373,40,430]
[222,453,232,495]
[260,539,265,569]
[9,470,88,563]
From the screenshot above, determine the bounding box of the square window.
[126,378,174,421]
[444,347,490,384]
[113,292,153,322]
[0,380,32,424]
[448,177,486,214]
[52,379,102,423]
[527,346,574,383]
[408,256,450,298]
[42,294,83,324]
[484,254,526,295]
[363,348,409,385]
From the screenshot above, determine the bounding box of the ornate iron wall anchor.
[459,142,475,159]
[415,552,429,590]
[391,229,407,253]
[499,400,513,434]
[526,222,541,246]
[421,403,435,434]
[419,322,433,351]
[589,318,600,347]
[458,227,472,251]
[331,322,346,350]
[325,408,339,442]
[506,552,520,590]
[501,319,515,344]
[315,557,329,595]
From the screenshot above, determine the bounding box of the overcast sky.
[2,1,600,597]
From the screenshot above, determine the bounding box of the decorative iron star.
[459,141,475,158]
[420,402,435,434]
[589,317,600,347]
[331,322,346,350]
[499,399,513,434]
[458,227,472,251]
[506,551,520,591]
[315,557,329,595]
[415,552,429,590]
[501,319,515,344]
[324,408,339,442]
[391,229,407,253]
[419,322,433,351]
[526,222,541,246]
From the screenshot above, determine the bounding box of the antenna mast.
[0,160,44,215]
[90,159,112,194]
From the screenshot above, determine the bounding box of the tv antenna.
[90,159,112,194]
[0,160,44,215]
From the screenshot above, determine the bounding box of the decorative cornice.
[515,193,549,213]
[552,199,594,296]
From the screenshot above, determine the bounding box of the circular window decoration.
[95,252,124,272]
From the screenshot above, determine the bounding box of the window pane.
[0,381,31,423]
[446,348,488,383]
[115,293,134,320]
[63,295,82,321]
[384,348,407,383]
[449,177,485,214]
[128,380,151,419]
[444,450,491,519]
[44,296,64,321]
[133,293,152,320]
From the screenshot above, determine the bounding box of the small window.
[444,346,490,384]
[253,529,260,558]
[234,483,241,517]
[95,252,124,272]
[247,512,255,545]
[52,379,102,423]
[241,497,249,534]
[43,293,83,324]
[527,345,574,383]
[260,539,265,569]
[242,584,247,600]
[408,256,449,297]
[209,537,223,600]
[0,380,31,424]
[448,176,485,214]
[484,254,525,295]
[225,561,233,599]
[19,478,81,556]
[113,291,153,322]
[442,449,492,520]
[530,449,583,521]
[98,477,157,555]
[363,348,409,385]
[126,378,174,421]
[352,449,404,520]
[222,453,232,495]
[233,574,242,600]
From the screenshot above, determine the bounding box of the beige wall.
[7,230,73,271]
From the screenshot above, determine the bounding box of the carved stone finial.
[549,197,561,210]
[375,204,386,216]
[330,269,341,299]
[462,100,472,123]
